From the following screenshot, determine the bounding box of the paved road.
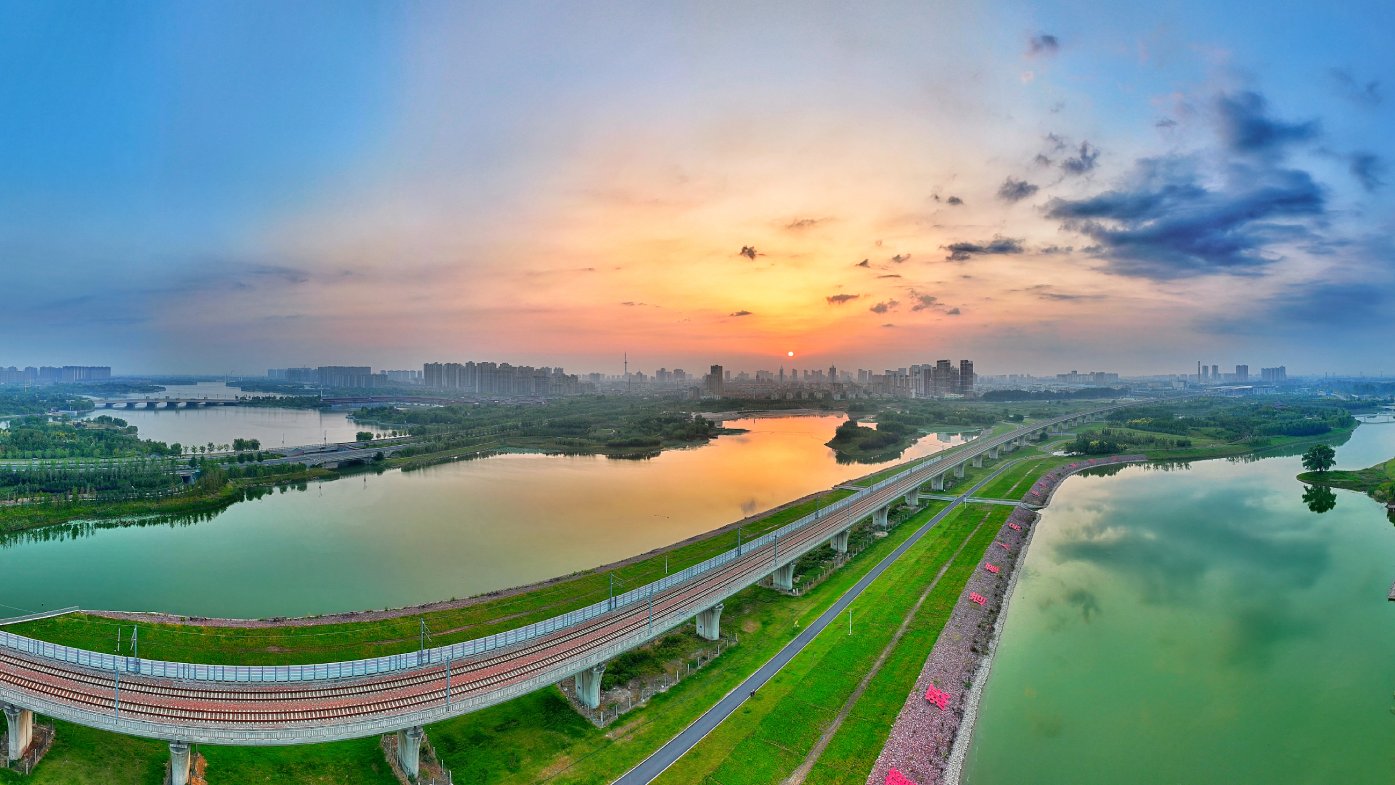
[612,461,1020,785]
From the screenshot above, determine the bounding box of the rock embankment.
[866,455,1146,785]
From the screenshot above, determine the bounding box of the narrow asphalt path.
[612,461,1020,785]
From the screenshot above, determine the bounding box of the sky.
[1,1,1392,377]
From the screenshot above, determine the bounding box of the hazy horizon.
[3,1,1391,376]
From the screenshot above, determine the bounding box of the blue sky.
[1,1,1391,376]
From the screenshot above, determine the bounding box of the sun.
[787,351,795,358]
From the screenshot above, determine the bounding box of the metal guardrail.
[0,407,1113,690]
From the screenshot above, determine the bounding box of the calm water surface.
[0,416,966,619]
[963,424,1395,784]
[79,382,386,447]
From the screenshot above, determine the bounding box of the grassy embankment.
[9,488,854,661]
[1298,456,1395,503]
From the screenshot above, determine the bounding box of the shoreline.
[942,515,1037,784]
[867,454,1146,785]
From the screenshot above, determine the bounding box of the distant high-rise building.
[1260,366,1287,383]
[959,360,975,395]
[1211,364,1219,381]
[1235,364,1249,382]
[705,365,725,397]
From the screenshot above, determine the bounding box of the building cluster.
[423,361,587,398]
[1055,370,1120,385]
[1194,362,1286,385]
[0,365,111,385]
[606,359,976,400]
[268,366,386,388]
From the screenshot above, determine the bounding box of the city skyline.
[2,2,1391,375]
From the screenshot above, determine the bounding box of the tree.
[356,431,374,443]
[1302,485,1336,513]
[1301,444,1336,473]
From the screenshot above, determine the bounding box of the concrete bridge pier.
[830,529,850,554]
[972,454,984,468]
[396,726,424,779]
[168,741,191,785]
[873,506,889,529]
[3,704,33,763]
[695,603,724,641]
[575,663,607,709]
[770,562,796,592]
[904,488,920,508]
[988,446,1000,460]
[954,462,966,478]
[931,473,946,492]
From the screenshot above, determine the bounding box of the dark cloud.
[1028,33,1060,56]
[1022,284,1103,302]
[910,293,939,311]
[1349,152,1386,191]
[855,258,870,267]
[1034,153,1054,167]
[997,177,1039,203]
[891,253,911,263]
[1045,154,1326,279]
[1061,141,1100,175]
[1155,118,1178,129]
[739,246,758,260]
[1214,91,1319,156]
[946,195,964,206]
[877,273,902,279]
[729,309,753,317]
[784,218,824,230]
[1329,68,1381,107]
[945,307,961,316]
[869,299,899,314]
[943,235,1025,262]
[825,293,860,305]
[881,323,896,328]
[621,301,640,306]
[1204,279,1388,336]
[1044,132,1068,152]
[1037,245,1074,255]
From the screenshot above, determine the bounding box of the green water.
[963,425,1395,784]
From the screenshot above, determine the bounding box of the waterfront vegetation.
[0,415,182,459]
[1299,455,1395,503]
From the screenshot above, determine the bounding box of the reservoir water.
[0,414,966,619]
[962,423,1395,784]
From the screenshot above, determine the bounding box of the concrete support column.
[904,489,919,508]
[3,704,33,763]
[770,562,796,592]
[695,603,724,641]
[988,446,1000,460]
[931,473,945,492]
[873,506,889,529]
[972,454,984,468]
[575,664,606,709]
[168,741,191,785]
[395,726,424,779]
[830,529,850,554]
[955,462,966,478]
